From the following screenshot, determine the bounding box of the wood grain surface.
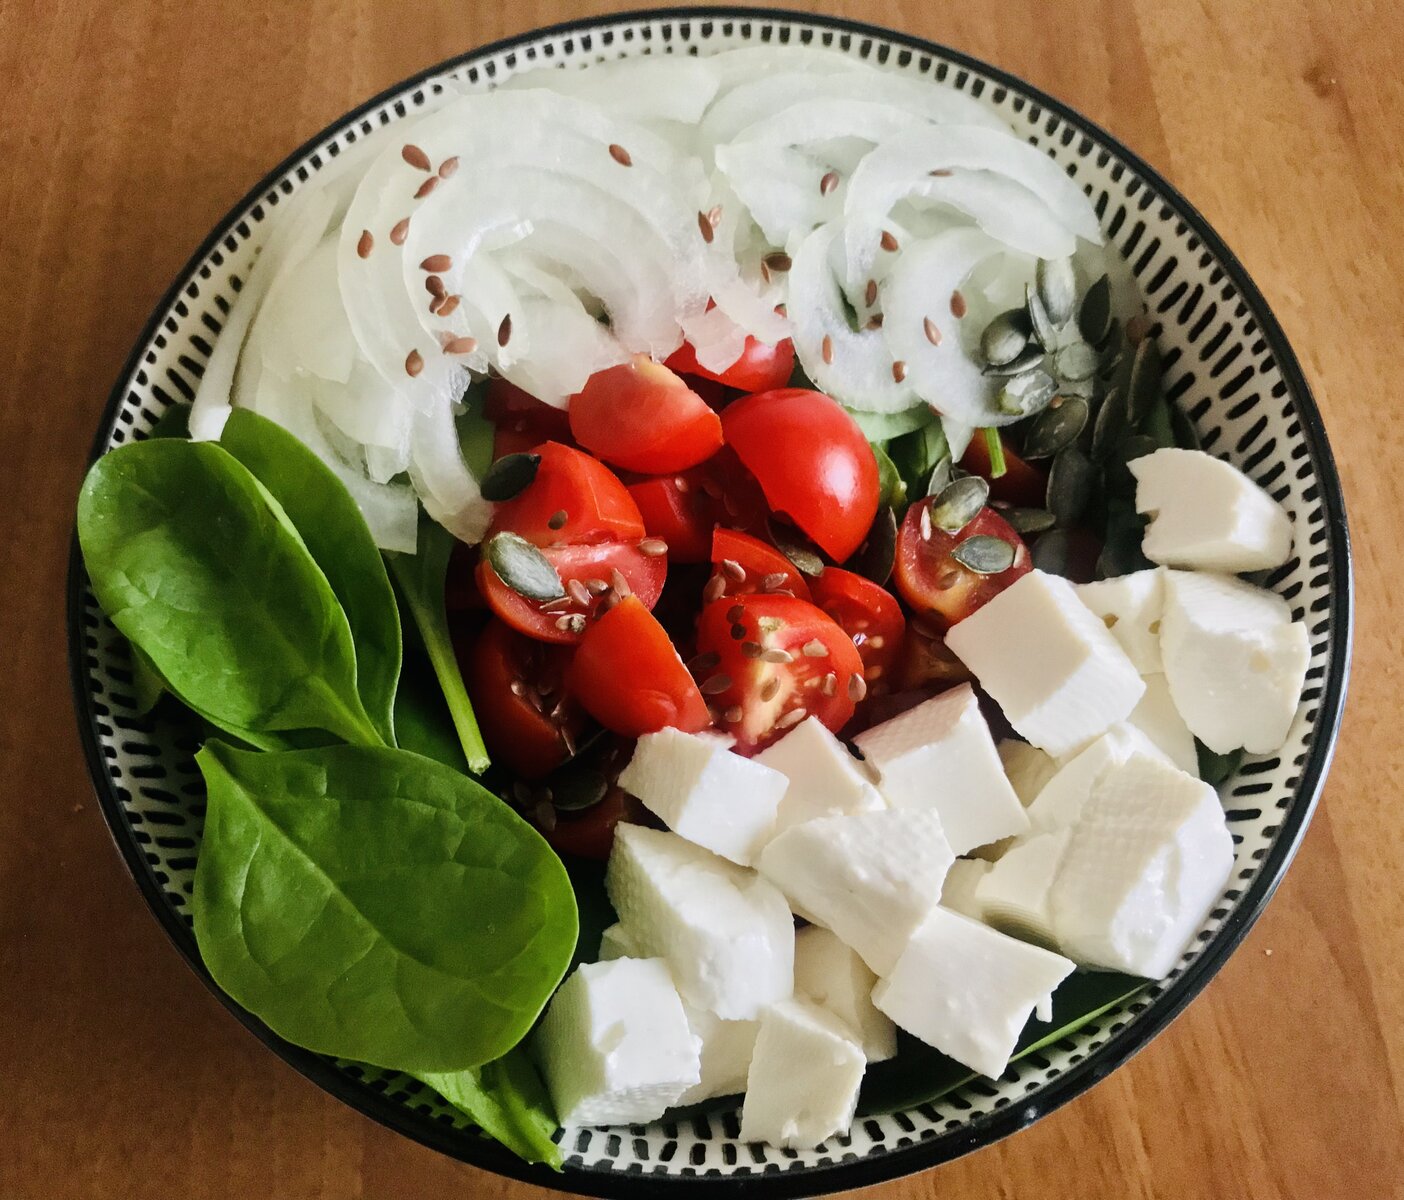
[1,1,1400,1196]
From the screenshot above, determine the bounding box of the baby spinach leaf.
[129,645,166,716]
[193,740,578,1072]
[456,382,496,484]
[219,409,402,746]
[148,402,192,440]
[393,633,469,773]
[870,442,908,511]
[77,439,384,747]
[888,418,950,500]
[845,404,937,442]
[418,1049,562,1168]
[1197,740,1245,787]
[387,521,491,773]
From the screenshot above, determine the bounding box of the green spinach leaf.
[393,630,469,773]
[193,740,578,1072]
[888,418,950,500]
[219,408,402,746]
[77,439,384,747]
[845,404,937,442]
[149,402,192,440]
[871,442,908,511]
[418,1049,562,1168]
[387,521,491,773]
[457,382,496,484]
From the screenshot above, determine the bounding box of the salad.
[76,46,1311,1165]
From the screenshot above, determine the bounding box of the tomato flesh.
[488,442,644,549]
[569,596,710,737]
[721,389,879,563]
[894,504,1031,629]
[459,618,585,779]
[485,378,573,442]
[709,527,812,602]
[808,567,905,691]
[959,431,1047,508]
[693,593,864,753]
[544,787,631,861]
[569,356,723,474]
[666,336,796,394]
[627,469,717,563]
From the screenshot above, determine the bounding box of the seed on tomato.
[894,503,1031,629]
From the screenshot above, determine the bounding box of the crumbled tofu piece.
[998,739,1059,806]
[754,715,885,842]
[940,857,994,920]
[1127,671,1199,774]
[973,829,1072,947]
[1025,723,1169,833]
[1075,568,1165,673]
[597,922,638,962]
[675,1005,760,1106]
[793,925,897,1062]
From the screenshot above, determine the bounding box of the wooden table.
[2,1,1400,1196]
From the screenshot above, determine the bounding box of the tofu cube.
[1130,448,1293,572]
[940,857,994,920]
[1128,671,1199,774]
[605,824,794,1020]
[1075,568,1165,673]
[945,571,1146,758]
[675,1005,760,1106]
[754,715,885,841]
[853,684,1029,854]
[619,727,788,866]
[1050,750,1234,978]
[972,829,1071,948]
[793,925,897,1062]
[534,958,701,1126]
[597,922,637,962]
[1025,723,1169,834]
[1160,570,1311,754]
[758,809,954,974]
[872,907,1075,1079]
[739,999,866,1149]
[997,739,1059,806]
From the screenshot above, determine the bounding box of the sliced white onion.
[258,235,358,384]
[504,57,720,127]
[713,141,840,246]
[407,380,493,545]
[698,46,878,92]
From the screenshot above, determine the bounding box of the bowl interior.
[69,9,1350,1197]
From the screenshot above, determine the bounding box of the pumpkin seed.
[479,451,541,501]
[1126,335,1163,423]
[1026,283,1060,350]
[1091,385,1128,460]
[1120,432,1158,463]
[1104,433,1158,498]
[767,517,826,577]
[996,367,1057,417]
[931,475,990,534]
[485,531,565,601]
[1059,375,1096,401]
[549,767,609,812]
[1097,498,1153,578]
[1047,444,1096,526]
[846,506,897,586]
[1031,527,1073,576]
[999,506,1058,535]
[980,308,1032,366]
[1023,396,1090,460]
[925,453,954,497]
[1053,340,1099,383]
[1170,400,1202,450]
[981,344,1045,377]
[1036,256,1077,327]
[1078,274,1112,346]
[1096,316,1123,356]
[952,534,1017,575]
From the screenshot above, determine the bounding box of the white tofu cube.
[596,922,637,962]
[606,824,794,1020]
[872,907,1074,1079]
[1160,570,1311,754]
[675,1005,760,1106]
[758,809,954,974]
[1131,448,1293,572]
[973,829,1071,947]
[793,925,897,1062]
[1025,723,1169,834]
[940,857,993,920]
[619,728,788,866]
[853,684,1029,855]
[945,571,1146,758]
[739,999,866,1148]
[535,958,701,1126]
[1050,751,1234,978]
[997,739,1059,806]
[754,715,885,841]
[1128,672,1199,774]
[1075,568,1165,673]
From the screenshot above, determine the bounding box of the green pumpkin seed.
[1170,401,1202,451]
[1126,335,1163,423]
[1047,444,1096,526]
[1059,376,1096,401]
[1023,396,1090,460]
[846,506,897,586]
[1091,385,1128,460]
[1036,257,1077,327]
[1121,433,1158,463]
[1026,283,1060,350]
[1030,528,1072,576]
[1096,316,1123,356]
[998,506,1058,535]
[932,475,990,534]
[1054,340,1099,383]
[996,367,1057,417]
[1078,274,1112,346]
[925,453,954,497]
[549,767,609,812]
[1097,498,1153,579]
[485,531,565,601]
[982,344,1045,377]
[479,451,541,502]
[980,308,1032,366]
[952,534,1017,575]
[768,517,826,577]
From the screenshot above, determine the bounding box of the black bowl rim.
[66,7,1354,1197]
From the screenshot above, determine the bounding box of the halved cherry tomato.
[478,540,667,645]
[445,542,486,612]
[721,389,879,562]
[693,593,864,753]
[488,442,644,549]
[959,430,1047,508]
[492,423,541,463]
[895,618,975,692]
[458,618,585,779]
[485,377,572,443]
[627,468,717,563]
[544,787,631,860]
[569,356,723,474]
[894,504,1031,629]
[705,446,771,534]
[809,567,905,690]
[708,527,812,601]
[569,596,710,737]
[666,336,796,394]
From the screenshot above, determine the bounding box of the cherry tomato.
[894,504,1031,629]
[478,540,667,645]
[488,442,644,549]
[808,567,905,690]
[543,787,631,860]
[959,430,1047,508]
[492,423,541,463]
[895,617,975,692]
[666,336,796,394]
[568,356,723,474]
[485,377,573,442]
[705,446,772,533]
[693,593,864,753]
[569,596,710,737]
[721,389,879,563]
[444,541,486,612]
[708,527,812,602]
[627,469,717,563]
[458,618,585,779]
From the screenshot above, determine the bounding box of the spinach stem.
[982,427,1008,478]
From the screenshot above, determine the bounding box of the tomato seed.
[700,674,733,695]
[801,639,829,657]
